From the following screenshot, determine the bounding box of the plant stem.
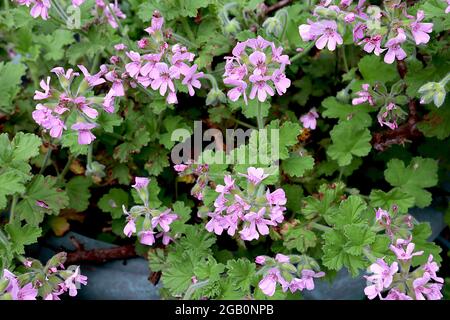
[256,100,264,129]
[9,195,17,222]
[38,147,53,175]
[363,247,377,263]
[171,33,197,49]
[202,73,219,90]
[228,117,256,129]
[58,155,74,182]
[290,42,315,63]
[310,222,332,232]
[181,17,196,43]
[4,0,9,10]
[183,280,209,300]
[340,46,349,73]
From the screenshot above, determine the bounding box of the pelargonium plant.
[0,0,449,303]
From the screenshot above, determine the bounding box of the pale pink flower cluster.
[299,1,433,64]
[223,36,291,104]
[364,238,443,300]
[32,66,114,145]
[121,12,203,104]
[174,161,209,200]
[256,254,325,296]
[14,0,51,20]
[95,0,126,29]
[374,207,414,239]
[1,263,87,300]
[122,177,178,246]
[205,167,286,241]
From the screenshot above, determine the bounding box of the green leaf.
[66,176,92,212]
[35,30,75,61]
[343,224,376,256]
[194,256,225,281]
[327,121,372,166]
[283,225,317,253]
[411,223,442,266]
[358,55,399,84]
[417,106,450,140]
[322,230,366,276]
[328,195,367,227]
[321,97,372,129]
[0,61,26,112]
[15,175,69,225]
[283,184,303,212]
[384,157,438,208]
[226,258,256,292]
[5,222,41,255]
[0,170,26,209]
[281,154,314,177]
[369,188,415,214]
[98,188,129,219]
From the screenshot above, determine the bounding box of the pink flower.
[249,75,274,102]
[51,67,79,81]
[114,43,127,51]
[275,254,290,263]
[151,63,176,96]
[132,177,150,190]
[375,208,390,222]
[30,0,51,20]
[266,189,287,206]
[247,36,271,51]
[353,22,367,42]
[64,267,88,297]
[33,77,51,100]
[258,268,281,296]
[300,108,319,130]
[410,10,433,45]
[240,208,275,241]
[249,51,267,76]
[71,122,97,145]
[16,283,38,300]
[151,209,177,232]
[205,212,225,235]
[73,97,98,119]
[125,51,142,78]
[174,164,188,172]
[141,53,161,78]
[72,0,85,7]
[123,216,136,237]
[271,45,290,65]
[224,78,248,104]
[352,83,374,105]
[156,232,173,245]
[182,64,203,96]
[301,269,325,290]
[145,13,164,35]
[384,288,413,300]
[103,1,126,29]
[390,242,424,261]
[78,65,106,87]
[299,23,316,41]
[139,230,155,246]
[367,259,398,288]
[423,255,444,283]
[255,256,266,265]
[384,29,407,64]
[312,20,343,51]
[272,69,291,95]
[360,35,384,56]
[364,281,383,300]
[215,175,235,194]
[241,167,269,185]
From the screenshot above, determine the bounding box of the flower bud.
[86,161,106,178]
[224,18,241,35]
[418,81,446,108]
[206,88,227,106]
[336,88,350,103]
[262,17,283,37]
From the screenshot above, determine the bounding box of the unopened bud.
[206,88,226,106]
[262,17,283,37]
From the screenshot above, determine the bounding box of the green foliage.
[0,61,27,113]
[384,157,438,208]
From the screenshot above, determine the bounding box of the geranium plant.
[0,0,449,301]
